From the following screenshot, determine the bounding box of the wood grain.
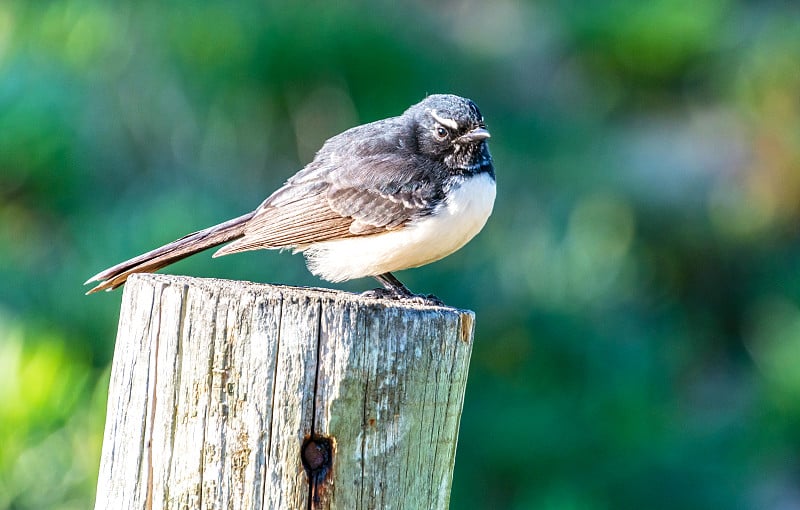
[94,274,474,510]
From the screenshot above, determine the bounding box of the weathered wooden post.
[94,273,475,509]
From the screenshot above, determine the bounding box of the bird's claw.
[360,288,444,306]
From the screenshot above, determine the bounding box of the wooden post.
[94,273,475,510]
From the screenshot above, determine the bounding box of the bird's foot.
[360,288,399,301]
[408,293,445,306]
[360,288,444,306]
[364,272,445,306]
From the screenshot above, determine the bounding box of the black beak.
[456,127,491,144]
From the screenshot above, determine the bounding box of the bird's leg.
[374,272,414,297]
[361,272,444,306]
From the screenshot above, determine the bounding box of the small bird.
[85,94,495,302]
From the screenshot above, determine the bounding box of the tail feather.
[85,211,255,294]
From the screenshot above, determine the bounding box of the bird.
[85,94,495,303]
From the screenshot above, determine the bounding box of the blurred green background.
[2,0,800,508]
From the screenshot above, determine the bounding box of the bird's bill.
[456,127,491,143]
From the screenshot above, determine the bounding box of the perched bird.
[85,94,495,302]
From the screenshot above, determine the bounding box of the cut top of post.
[95,273,475,510]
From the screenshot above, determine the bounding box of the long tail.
[85,211,256,294]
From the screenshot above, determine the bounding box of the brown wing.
[213,189,349,255]
[214,184,434,259]
[215,121,443,257]
[328,187,423,231]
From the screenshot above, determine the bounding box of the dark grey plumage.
[86,94,494,297]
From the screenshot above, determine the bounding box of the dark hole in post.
[301,435,334,484]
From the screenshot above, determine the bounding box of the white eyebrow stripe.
[429,109,459,130]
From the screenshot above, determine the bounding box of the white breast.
[303,172,496,282]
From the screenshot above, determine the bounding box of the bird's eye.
[434,126,449,140]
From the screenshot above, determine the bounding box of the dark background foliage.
[1,1,799,508]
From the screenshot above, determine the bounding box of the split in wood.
[94,275,475,509]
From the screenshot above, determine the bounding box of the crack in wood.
[94,274,474,510]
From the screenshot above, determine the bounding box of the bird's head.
[408,94,493,173]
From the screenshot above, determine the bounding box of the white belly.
[303,172,496,282]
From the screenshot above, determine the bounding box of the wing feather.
[215,128,445,257]
[214,192,351,256]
